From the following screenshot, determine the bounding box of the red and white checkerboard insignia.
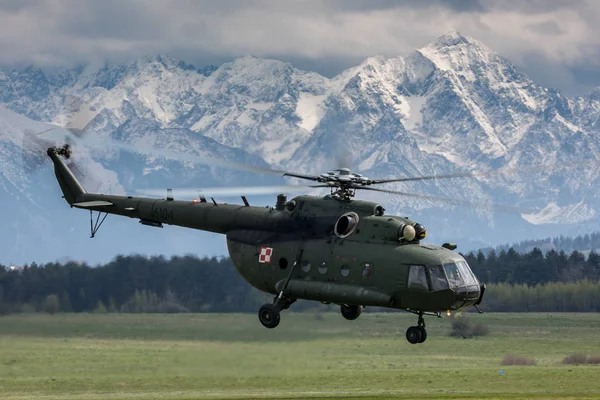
[259,246,273,264]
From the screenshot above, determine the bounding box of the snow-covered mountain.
[3,30,600,264]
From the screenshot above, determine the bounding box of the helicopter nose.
[453,284,481,309]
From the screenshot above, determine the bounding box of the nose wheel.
[406,312,427,344]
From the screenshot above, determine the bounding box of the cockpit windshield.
[442,261,478,288]
[442,263,463,288]
[409,261,479,292]
[456,261,478,285]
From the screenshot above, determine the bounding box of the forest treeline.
[486,231,600,255]
[1,248,599,314]
[0,256,270,315]
[463,248,600,285]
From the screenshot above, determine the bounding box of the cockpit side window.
[408,265,429,291]
[429,266,449,291]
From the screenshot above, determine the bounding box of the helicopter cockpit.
[432,261,479,289]
[408,260,482,310]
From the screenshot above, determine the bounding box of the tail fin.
[47,145,86,205]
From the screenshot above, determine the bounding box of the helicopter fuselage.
[224,195,483,313]
[48,147,484,343]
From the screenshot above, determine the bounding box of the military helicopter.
[42,136,502,345]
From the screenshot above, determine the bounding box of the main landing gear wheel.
[258,304,280,329]
[418,326,427,343]
[405,312,427,344]
[340,304,362,320]
[406,326,422,344]
[258,250,301,329]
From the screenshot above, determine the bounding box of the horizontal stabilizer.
[73,200,114,208]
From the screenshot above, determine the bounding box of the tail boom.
[47,147,285,235]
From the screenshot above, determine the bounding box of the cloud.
[324,0,487,13]
[0,0,600,94]
[482,0,574,14]
[0,0,38,12]
[525,21,564,36]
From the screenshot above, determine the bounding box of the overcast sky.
[1,0,600,95]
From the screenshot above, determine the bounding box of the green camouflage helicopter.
[46,140,492,344]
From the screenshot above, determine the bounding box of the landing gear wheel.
[341,304,362,320]
[418,327,427,343]
[258,304,280,329]
[406,326,422,344]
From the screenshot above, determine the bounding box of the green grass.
[1,312,599,399]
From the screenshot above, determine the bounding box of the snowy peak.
[417,30,522,91]
[407,30,568,167]
[206,56,329,101]
[428,30,483,51]
[78,55,191,89]
[522,201,596,225]
[205,56,295,101]
[416,30,543,109]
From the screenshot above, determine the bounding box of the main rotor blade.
[134,185,329,199]
[368,165,546,185]
[35,126,84,143]
[282,172,321,181]
[34,127,59,137]
[369,171,489,184]
[353,186,536,213]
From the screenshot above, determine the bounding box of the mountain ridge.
[3,31,600,264]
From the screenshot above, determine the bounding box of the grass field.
[0,312,599,399]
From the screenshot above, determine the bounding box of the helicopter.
[42,138,500,345]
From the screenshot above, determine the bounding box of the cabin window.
[318,261,328,274]
[301,260,311,273]
[279,258,288,270]
[429,266,449,290]
[340,265,350,277]
[361,262,373,278]
[408,265,429,291]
